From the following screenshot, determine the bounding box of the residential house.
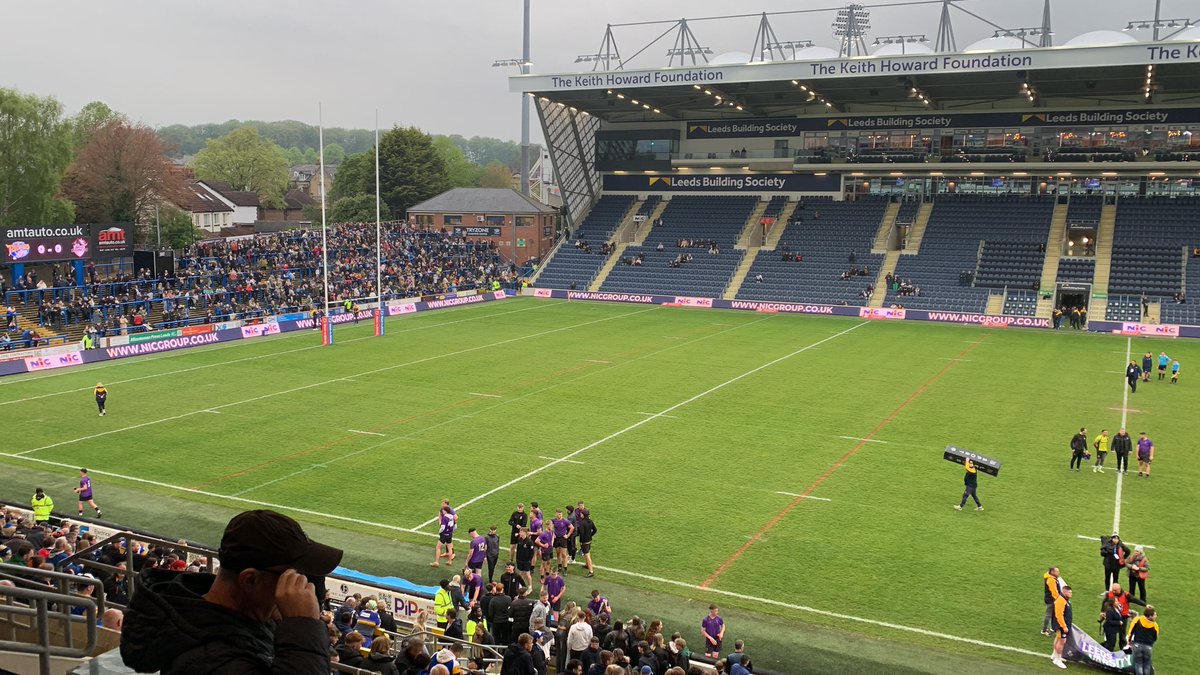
[195,180,261,225]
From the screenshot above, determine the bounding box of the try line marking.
[0,450,1048,664]
[14,307,658,457]
[420,320,871,529]
[776,492,832,501]
[539,455,584,465]
[1114,337,1129,535]
[0,301,554,404]
[468,392,502,398]
[348,430,386,437]
[1076,534,1154,550]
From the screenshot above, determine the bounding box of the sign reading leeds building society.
[603,173,841,193]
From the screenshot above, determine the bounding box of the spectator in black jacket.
[487,584,514,646]
[1070,427,1088,472]
[1099,599,1125,651]
[509,595,535,640]
[119,509,343,675]
[1101,535,1131,591]
[501,634,537,675]
[335,631,366,668]
[393,635,430,675]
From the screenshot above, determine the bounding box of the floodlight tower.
[492,0,533,196]
[833,4,872,58]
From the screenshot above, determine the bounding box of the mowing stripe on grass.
[1114,337,1130,535]
[15,307,658,457]
[0,448,1049,662]
[420,320,872,530]
[227,315,779,496]
[0,301,554,404]
[701,333,990,589]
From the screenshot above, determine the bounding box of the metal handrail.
[0,565,106,651]
[393,627,505,664]
[0,582,98,675]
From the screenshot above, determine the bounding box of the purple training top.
[1137,437,1153,459]
[440,513,456,536]
[701,615,724,639]
[78,476,93,499]
[469,535,487,565]
[531,513,543,532]
[545,574,565,599]
[552,517,571,538]
[587,596,608,615]
[536,529,554,550]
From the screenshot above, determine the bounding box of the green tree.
[285,146,306,164]
[0,88,75,226]
[377,126,451,215]
[156,206,204,248]
[433,136,482,187]
[329,150,374,203]
[329,194,390,223]
[62,120,187,242]
[302,147,319,164]
[193,127,290,208]
[478,162,515,189]
[323,143,346,165]
[71,101,123,148]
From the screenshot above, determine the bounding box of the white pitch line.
[15,307,658,457]
[775,491,832,501]
[538,455,584,465]
[585,359,611,364]
[1076,534,1154,550]
[348,429,386,437]
[0,449,1049,662]
[423,320,871,529]
[636,411,678,419]
[0,301,554,402]
[468,392,502,398]
[1114,337,1130,535]
[202,410,222,415]
[839,435,888,444]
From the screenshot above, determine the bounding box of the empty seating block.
[536,195,635,290]
[736,196,887,306]
[1108,197,1198,301]
[1003,289,1039,316]
[974,241,1043,290]
[1056,257,1095,283]
[888,195,1055,313]
[600,195,758,298]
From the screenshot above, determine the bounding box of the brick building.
[407,188,559,263]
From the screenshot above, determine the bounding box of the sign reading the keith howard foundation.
[602,173,841,193]
[685,107,1200,139]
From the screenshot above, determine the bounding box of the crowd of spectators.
[2,223,518,342]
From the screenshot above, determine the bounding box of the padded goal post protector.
[943,444,1002,477]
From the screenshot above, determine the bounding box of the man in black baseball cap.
[121,510,343,674]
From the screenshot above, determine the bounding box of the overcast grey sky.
[1,0,1190,141]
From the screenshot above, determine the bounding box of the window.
[516,216,534,227]
[414,214,434,226]
[444,215,463,226]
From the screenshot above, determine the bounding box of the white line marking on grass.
[230,315,777,499]
[348,429,385,437]
[426,320,871,528]
[16,307,659,457]
[0,302,555,401]
[539,455,584,465]
[775,492,831,501]
[636,411,678,419]
[585,359,611,364]
[202,410,221,415]
[0,451,1046,663]
[838,435,888,444]
[1077,534,1154,550]
[468,392,502,398]
[1114,337,1130,535]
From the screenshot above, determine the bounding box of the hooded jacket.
[120,572,329,675]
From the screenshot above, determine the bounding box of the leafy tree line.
[158,120,538,172]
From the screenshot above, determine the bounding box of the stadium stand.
[1002,290,1039,316]
[1106,197,1198,320]
[885,195,1055,312]
[599,196,756,298]
[534,194,636,290]
[2,224,515,346]
[735,197,887,306]
[1056,257,1096,284]
[973,241,1044,290]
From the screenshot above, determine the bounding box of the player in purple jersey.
[701,604,725,658]
[535,523,555,580]
[466,527,487,572]
[552,510,574,569]
[72,468,101,518]
[431,500,459,568]
[530,502,543,534]
[544,567,566,620]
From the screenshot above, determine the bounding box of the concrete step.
[588,243,628,292]
[869,250,901,308]
[871,202,901,254]
[901,203,934,254]
[723,248,760,300]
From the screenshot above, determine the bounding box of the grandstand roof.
[408,188,556,214]
[512,40,1200,121]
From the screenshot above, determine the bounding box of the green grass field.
[2,297,1197,673]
